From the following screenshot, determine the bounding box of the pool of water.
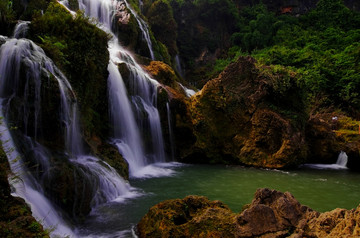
[76,163,360,237]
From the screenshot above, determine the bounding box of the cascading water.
[123,0,155,60]
[0,105,75,237]
[0,37,75,237]
[0,36,137,236]
[178,82,196,97]
[77,0,169,178]
[175,54,184,78]
[13,21,30,39]
[336,151,348,167]
[166,102,175,161]
[302,151,348,170]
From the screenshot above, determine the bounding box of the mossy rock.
[29,2,110,141]
[96,142,129,180]
[137,195,235,238]
[186,56,307,168]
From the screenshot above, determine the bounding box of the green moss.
[145,0,178,56]
[30,2,110,140]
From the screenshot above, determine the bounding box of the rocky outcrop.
[144,60,197,162]
[183,56,307,168]
[137,188,360,238]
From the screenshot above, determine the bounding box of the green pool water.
[78,164,360,237]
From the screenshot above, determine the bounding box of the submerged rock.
[137,188,360,238]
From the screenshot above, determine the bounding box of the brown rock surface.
[186,56,307,168]
[137,188,360,238]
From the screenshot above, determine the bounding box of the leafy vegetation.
[210,0,360,115]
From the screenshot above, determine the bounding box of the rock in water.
[137,188,360,237]
[185,56,307,168]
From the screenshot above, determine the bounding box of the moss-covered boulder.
[95,141,129,180]
[0,143,49,237]
[138,188,360,237]
[185,56,307,168]
[137,195,236,237]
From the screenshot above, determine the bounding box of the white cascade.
[0,36,135,236]
[175,54,184,78]
[0,107,75,237]
[178,82,196,97]
[0,38,75,237]
[123,0,155,60]
[166,102,175,160]
[302,151,348,170]
[336,151,348,167]
[78,0,168,177]
[13,21,30,39]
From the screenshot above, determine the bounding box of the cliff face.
[137,188,360,238]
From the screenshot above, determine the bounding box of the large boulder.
[137,188,360,238]
[185,56,307,168]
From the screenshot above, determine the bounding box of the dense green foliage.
[0,0,15,35]
[143,0,178,56]
[169,0,239,67]
[29,2,110,138]
[212,0,360,115]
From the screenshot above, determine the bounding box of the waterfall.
[139,0,144,13]
[77,0,154,60]
[302,151,348,170]
[166,102,175,161]
[123,0,155,60]
[175,54,184,78]
[0,36,137,236]
[13,21,30,39]
[0,107,75,237]
[178,82,196,97]
[78,0,168,177]
[336,151,348,167]
[0,38,75,237]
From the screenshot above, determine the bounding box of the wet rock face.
[137,188,360,238]
[186,56,307,168]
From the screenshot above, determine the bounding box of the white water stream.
[0,36,139,237]
[75,0,168,178]
[302,151,348,170]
